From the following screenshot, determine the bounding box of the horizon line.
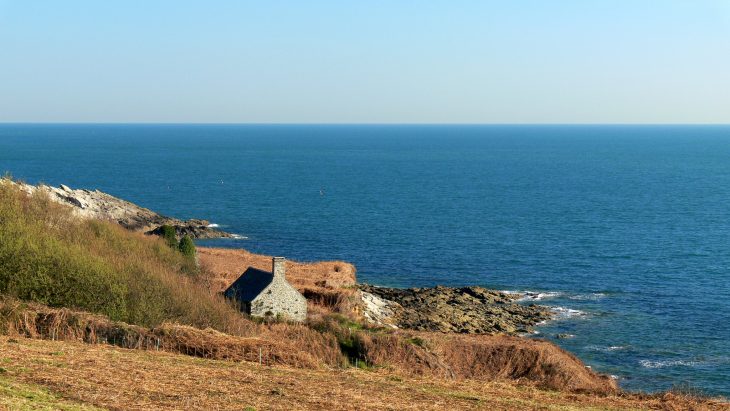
[1,122,730,127]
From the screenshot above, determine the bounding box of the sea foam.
[568,293,606,301]
[503,290,608,303]
[502,290,563,301]
[586,345,629,353]
[639,359,702,369]
[550,306,587,319]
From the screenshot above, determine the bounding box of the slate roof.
[224,267,274,302]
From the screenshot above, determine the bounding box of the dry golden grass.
[0,297,345,369]
[197,246,361,315]
[197,247,356,294]
[0,336,726,411]
[0,297,624,394]
[357,330,619,394]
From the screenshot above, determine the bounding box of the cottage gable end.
[225,257,307,322]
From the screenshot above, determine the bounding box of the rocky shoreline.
[9,181,234,239]
[359,284,552,335]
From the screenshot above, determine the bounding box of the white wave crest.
[502,290,563,301]
[639,359,701,369]
[568,293,606,301]
[206,223,220,228]
[586,345,628,352]
[504,290,608,302]
[550,306,587,319]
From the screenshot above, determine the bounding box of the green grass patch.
[0,376,103,410]
[405,337,427,347]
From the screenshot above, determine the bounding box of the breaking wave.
[568,293,606,301]
[550,306,587,319]
[586,345,629,353]
[502,290,607,302]
[638,356,730,369]
[639,359,702,369]
[502,290,563,301]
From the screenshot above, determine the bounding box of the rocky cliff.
[8,180,233,239]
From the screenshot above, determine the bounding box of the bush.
[178,235,196,259]
[160,224,178,249]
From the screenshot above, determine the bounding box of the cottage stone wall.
[250,277,307,322]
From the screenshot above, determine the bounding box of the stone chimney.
[272,257,286,279]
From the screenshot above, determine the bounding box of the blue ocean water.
[1,124,729,396]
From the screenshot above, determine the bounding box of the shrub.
[160,224,178,249]
[178,235,196,259]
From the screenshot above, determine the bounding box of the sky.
[0,1,729,124]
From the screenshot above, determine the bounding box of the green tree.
[160,225,178,249]
[178,235,195,258]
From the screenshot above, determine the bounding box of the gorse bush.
[178,235,196,259]
[160,224,178,248]
[158,225,195,260]
[0,181,246,331]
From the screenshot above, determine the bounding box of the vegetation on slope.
[0,181,360,372]
[0,181,241,331]
[178,235,196,258]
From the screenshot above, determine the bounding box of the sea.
[1,124,729,397]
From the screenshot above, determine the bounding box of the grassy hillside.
[0,181,248,331]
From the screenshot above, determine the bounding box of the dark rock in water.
[555,333,575,339]
[146,219,230,240]
[359,284,552,335]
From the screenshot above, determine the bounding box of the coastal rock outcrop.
[359,284,552,335]
[7,180,233,239]
[359,291,400,328]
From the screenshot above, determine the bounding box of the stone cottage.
[224,257,307,322]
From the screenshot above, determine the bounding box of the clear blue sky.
[1,1,729,123]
